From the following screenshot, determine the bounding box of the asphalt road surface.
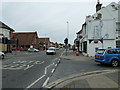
[2,49,63,89]
[1,49,119,89]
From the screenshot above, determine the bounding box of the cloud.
[2,1,119,44]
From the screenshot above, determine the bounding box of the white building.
[77,1,120,56]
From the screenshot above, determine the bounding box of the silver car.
[28,48,39,52]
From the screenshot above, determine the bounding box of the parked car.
[46,47,56,55]
[0,51,5,59]
[28,48,39,52]
[95,48,120,67]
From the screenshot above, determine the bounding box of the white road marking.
[35,61,44,64]
[34,61,40,64]
[24,65,34,70]
[60,51,65,57]
[55,64,57,67]
[29,61,34,63]
[51,69,55,73]
[24,61,44,70]
[44,62,54,75]
[42,77,50,87]
[26,75,45,89]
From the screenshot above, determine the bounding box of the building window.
[96,13,102,19]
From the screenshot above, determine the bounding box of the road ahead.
[1,50,119,89]
[2,49,63,89]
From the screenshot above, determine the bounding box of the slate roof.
[0,21,15,31]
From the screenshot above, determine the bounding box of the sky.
[0,0,119,44]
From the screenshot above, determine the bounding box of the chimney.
[96,0,102,12]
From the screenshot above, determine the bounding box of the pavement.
[44,50,120,89]
[60,50,94,61]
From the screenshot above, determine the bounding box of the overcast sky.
[1,0,119,44]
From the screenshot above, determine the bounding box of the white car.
[46,47,56,55]
[0,51,5,59]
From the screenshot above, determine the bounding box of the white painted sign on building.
[88,19,115,40]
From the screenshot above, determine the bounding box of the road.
[2,49,63,89]
[1,50,119,89]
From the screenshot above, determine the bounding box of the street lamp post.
[67,21,69,39]
[65,21,69,56]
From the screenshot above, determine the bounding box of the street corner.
[44,69,119,89]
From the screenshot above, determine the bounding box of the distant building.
[12,32,38,51]
[76,1,120,56]
[59,43,64,48]
[0,21,15,52]
[37,38,50,50]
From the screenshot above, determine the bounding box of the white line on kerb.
[26,75,45,89]
[42,77,50,87]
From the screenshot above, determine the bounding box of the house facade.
[0,21,15,52]
[77,1,120,56]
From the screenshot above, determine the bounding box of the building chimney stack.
[96,0,102,12]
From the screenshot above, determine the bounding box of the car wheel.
[111,60,119,67]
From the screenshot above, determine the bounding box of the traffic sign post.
[64,38,68,56]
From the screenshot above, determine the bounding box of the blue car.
[95,48,120,67]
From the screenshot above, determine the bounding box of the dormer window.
[96,13,102,20]
[111,4,118,10]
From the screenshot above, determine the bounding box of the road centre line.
[51,68,55,73]
[55,64,57,67]
[26,75,45,89]
[45,62,54,75]
[60,51,65,57]
[42,77,50,87]
[25,61,56,89]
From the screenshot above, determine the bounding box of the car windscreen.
[48,48,55,50]
[96,49,105,54]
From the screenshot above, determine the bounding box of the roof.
[13,32,38,45]
[0,21,15,31]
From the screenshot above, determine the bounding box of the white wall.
[87,41,102,56]
[87,39,116,56]
[103,40,116,48]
